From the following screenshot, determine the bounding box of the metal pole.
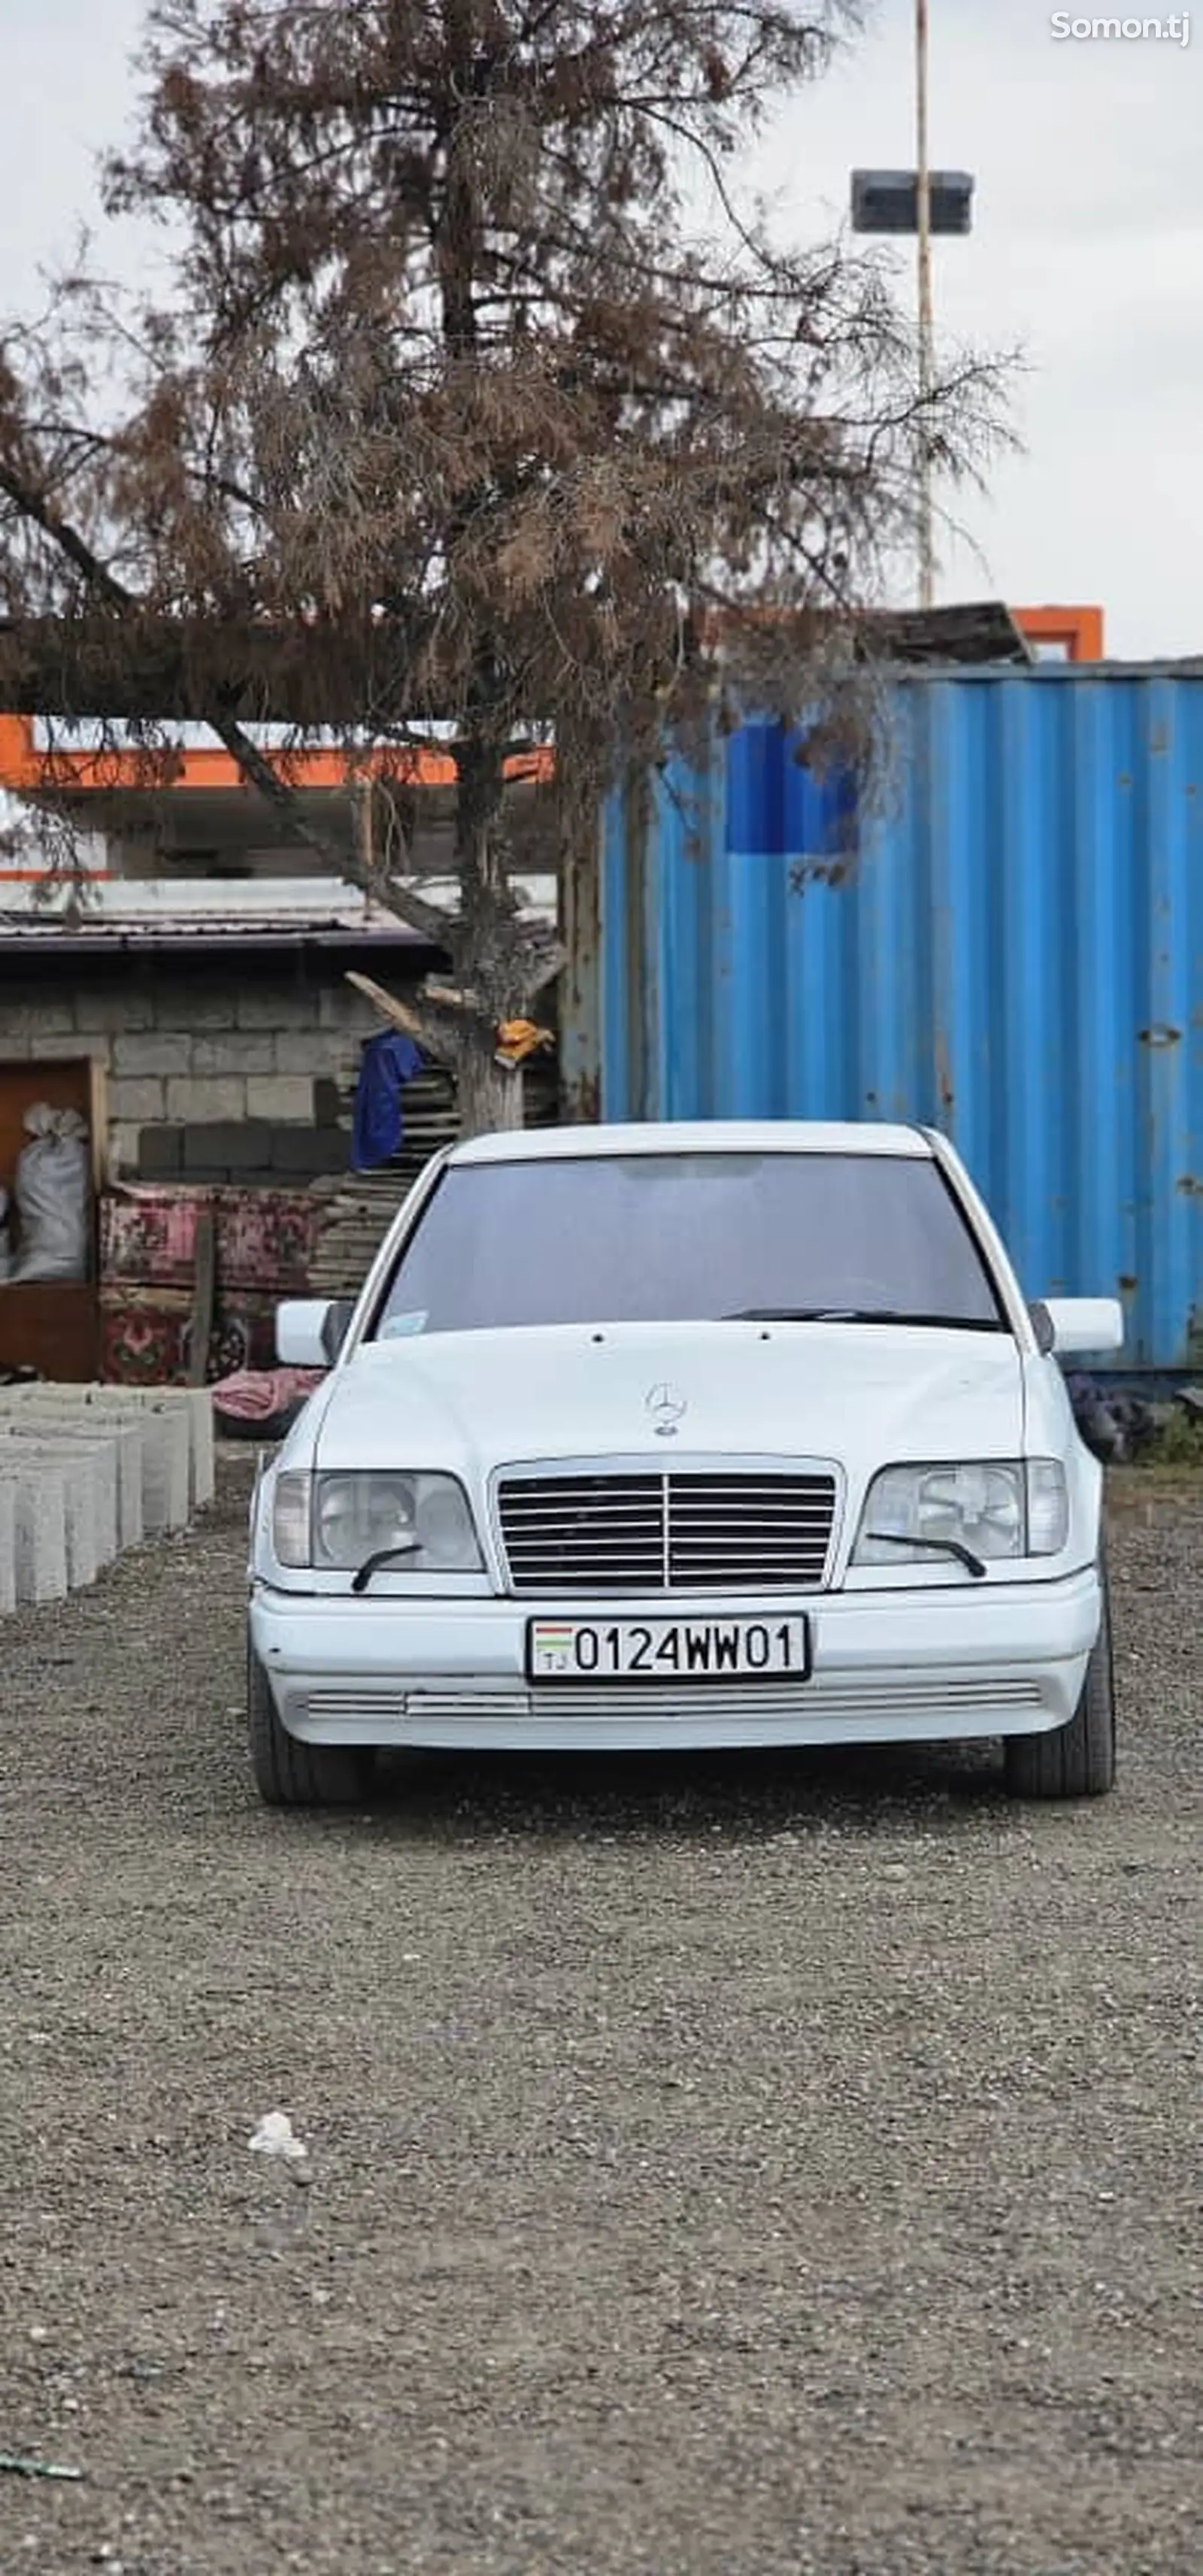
[915,0,935,610]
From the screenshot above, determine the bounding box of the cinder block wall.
[0,959,418,1183]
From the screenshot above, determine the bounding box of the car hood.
[308,1320,1025,1483]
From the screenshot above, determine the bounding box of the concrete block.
[159,987,236,1032]
[110,1077,167,1122]
[0,1483,16,1615]
[0,1440,95,1590]
[74,990,153,1032]
[108,1123,144,1180]
[180,1123,234,1174]
[0,1423,119,1567]
[19,1033,102,1063]
[111,1389,199,1516]
[0,1457,68,1604]
[111,1032,194,1077]
[135,1388,214,1517]
[0,1000,76,1038]
[100,1420,147,1550]
[320,985,379,1033]
[270,1126,347,1177]
[244,1077,314,1122]
[236,986,306,1031]
[135,1128,183,1177]
[2,1409,143,1551]
[180,1120,273,1175]
[183,1389,216,1510]
[165,1075,247,1123]
[50,1402,158,1541]
[201,1120,275,1172]
[80,1392,191,1534]
[192,1033,274,1075]
[274,1029,344,1075]
[133,1389,210,1514]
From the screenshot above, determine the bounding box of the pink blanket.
[212,1365,325,1423]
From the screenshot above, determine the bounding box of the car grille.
[495,1470,838,1596]
[298,1677,1044,1729]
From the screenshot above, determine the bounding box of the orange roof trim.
[0,714,554,797]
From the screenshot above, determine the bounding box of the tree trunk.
[455,1035,524,1138]
[444,711,529,1138]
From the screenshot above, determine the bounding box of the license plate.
[526,1615,811,1683]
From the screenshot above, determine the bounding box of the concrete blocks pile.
[0,1383,215,1611]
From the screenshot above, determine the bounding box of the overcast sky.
[4,0,1201,657]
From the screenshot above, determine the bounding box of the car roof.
[447,1120,933,1167]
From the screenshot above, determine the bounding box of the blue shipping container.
[599,668,1203,1371]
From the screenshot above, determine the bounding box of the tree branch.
[379,871,462,948]
[0,454,479,942]
[344,968,450,1059]
[523,938,568,996]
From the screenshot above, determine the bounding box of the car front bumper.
[250,1569,1101,1753]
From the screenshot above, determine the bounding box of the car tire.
[247,1646,374,1809]
[1004,1554,1116,1801]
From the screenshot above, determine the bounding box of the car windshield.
[371,1150,1008,1338]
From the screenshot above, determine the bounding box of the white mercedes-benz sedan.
[247,1121,1123,1809]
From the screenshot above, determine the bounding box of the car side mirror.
[1028,1301,1056,1355]
[1038,1296,1125,1357]
[321,1299,356,1363]
[276,1298,342,1368]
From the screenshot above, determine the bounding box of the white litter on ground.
[248,2111,309,2165]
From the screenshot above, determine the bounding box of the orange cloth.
[495,1019,554,1068]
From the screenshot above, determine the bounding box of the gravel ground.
[1,1453,1198,2576]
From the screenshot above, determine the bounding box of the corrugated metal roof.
[0,924,423,955]
[0,873,557,951]
[859,602,1032,665]
[0,909,429,954]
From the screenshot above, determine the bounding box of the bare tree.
[0,0,1007,1132]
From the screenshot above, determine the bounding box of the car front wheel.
[1004,1556,1116,1801]
[247,1646,374,1809]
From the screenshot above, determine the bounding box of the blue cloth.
[351,1032,424,1170]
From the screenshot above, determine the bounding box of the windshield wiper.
[720,1308,1003,1331]
[864,1531,987,1580]
[351,1539,422,1596]
[721,1306,866,1322]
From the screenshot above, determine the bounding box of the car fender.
[1023,1353,1104,1560]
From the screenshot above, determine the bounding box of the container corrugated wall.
[599,669,1203,1370]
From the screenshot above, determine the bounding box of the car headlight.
[271,1470,482,1572]
[852,1460,1068,1568]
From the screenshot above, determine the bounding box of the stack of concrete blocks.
[0,1384,215,1614]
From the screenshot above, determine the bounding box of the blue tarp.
[351,1032,424,1170]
